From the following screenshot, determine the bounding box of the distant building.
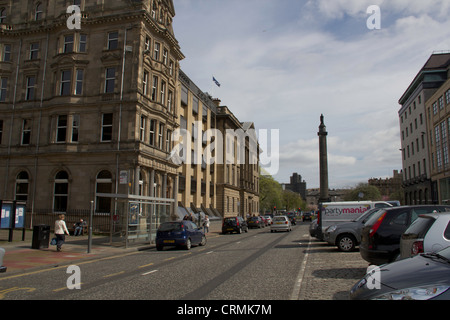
[368,170,403,202]
[281,173,306,201]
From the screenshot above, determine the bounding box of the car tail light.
[412,241,424,255]
[236,219,240,227]
[369,211,387,238]
[285,221,288,224]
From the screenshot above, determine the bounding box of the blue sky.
[173,0,450,188]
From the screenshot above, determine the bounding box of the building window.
[21,119,31,145]
[144,36,150,52]
[79,34,87,52]
[143,71,148,96]
[439,96,445,110]
[160,81,166,105]
[149,119,156,145]
[0,120,3,144]
[64,35,74,53]
[101,113,113,142]
[166,129,171,153]
[35,3,43,21]
[433,102,438,115]
[158,123,164,149]
[154,42,160,61]
[71,114,79,142]
[56,115,67,143]
[0,77,7,102]
[446,90,450,105]
[54,171,69,212]
[26,76,36,100]
[151,76,158,101]
[75,69,83,95]
[2,44,11,62]
[140,115,146,142]
[193,96,199,114]
[181,85,188,106]
[163,48,168,65]
[169,60,174,76]
[30,43,39,60]
[60,70,71,96]
[0,8,6,23]
[108,31,118,50]
[168,90,173,113]
[105,67,115,93]
[15,171,29,202]
[96,170,112,213]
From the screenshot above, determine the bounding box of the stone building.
[398,52,450,204]
[426,69,450,204]
[0,0,259,228]
[0,0,182,223]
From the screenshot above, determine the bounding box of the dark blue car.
[156,221,206,251]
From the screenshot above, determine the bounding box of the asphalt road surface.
[0,222,368,300]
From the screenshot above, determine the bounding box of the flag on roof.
[212,76,221,87]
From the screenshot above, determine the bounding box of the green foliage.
[343,183,382,201]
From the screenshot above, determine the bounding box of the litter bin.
[0,247,6,273]
[32,225,51,249]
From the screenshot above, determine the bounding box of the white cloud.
[173,0,450,188]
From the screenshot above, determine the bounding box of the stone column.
[318,114,330,203]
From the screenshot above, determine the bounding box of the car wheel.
[200,235,207,246]
[185,238,192,250]
[156,245,163,251]
[337,234,356,252]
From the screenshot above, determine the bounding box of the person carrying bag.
[54,214,70,252]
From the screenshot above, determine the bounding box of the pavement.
[0,220,223,275]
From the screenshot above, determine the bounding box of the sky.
[172,0,450,189]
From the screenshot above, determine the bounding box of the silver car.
[400,212,450,259]
[323,208,383,252]
[270,216,291,232]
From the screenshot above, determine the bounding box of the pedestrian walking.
[55,214,70,252]
[203,215,210,234]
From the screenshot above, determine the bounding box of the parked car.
[0,247,6,273]
[264,215,273,225]
[302,212,312,222]
[248,216,264,229]
[359,205,450,265]
[350,246,450,300]
[400,212,450,259]
[222,217,248,234]
[270,216,292,232]
[309,219,319,238]
[156,221,206,251]
[324,208,384,252]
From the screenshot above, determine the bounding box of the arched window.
[15,171,29,202]
[54,171,69,212]
[96,170,112,213]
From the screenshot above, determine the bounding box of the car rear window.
[364,209,387,226]
[158,222,182,232]
[403,216,436,239]
[444,221,450,240]
[273,216,286,222]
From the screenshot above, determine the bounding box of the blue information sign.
[1,202,13,229]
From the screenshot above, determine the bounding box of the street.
[0,222,368,300]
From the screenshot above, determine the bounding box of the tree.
[282,190,306,212]
[343,183,382,201]
[259,173,282,213]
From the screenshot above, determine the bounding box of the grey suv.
[323,208,382,252]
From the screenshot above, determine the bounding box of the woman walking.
[55,214,70,252]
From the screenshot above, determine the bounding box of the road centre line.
[138,263,154,269]
[142,270,158,276]
[103,271,125,278]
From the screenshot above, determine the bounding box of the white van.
[317,201,392,240]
